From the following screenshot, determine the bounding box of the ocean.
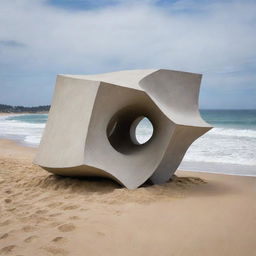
[0,110,255,176]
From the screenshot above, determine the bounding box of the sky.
[0,0,255,109]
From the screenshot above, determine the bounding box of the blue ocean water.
[7,114,48,124]
[200,110,256,130]
[0,110,255,176]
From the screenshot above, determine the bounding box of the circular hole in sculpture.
[130,117,154,145]
[106,107,155,154]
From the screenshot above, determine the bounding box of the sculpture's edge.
[33,75,101,168]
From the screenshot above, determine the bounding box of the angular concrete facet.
[34,69,212,189]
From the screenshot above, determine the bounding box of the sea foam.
[0,115,45,147]
[0,113,255,175]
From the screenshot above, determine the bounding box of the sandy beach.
[0,138,256,256]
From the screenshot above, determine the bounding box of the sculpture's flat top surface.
[59,69,203,91]
[60,69,157,90]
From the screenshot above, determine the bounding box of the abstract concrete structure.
[34,69,212,189]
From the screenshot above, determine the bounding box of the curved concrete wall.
[34,69,212,189]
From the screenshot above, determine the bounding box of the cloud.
[0,0,255,108]
[46,0,119,10]
[0,40,26,47]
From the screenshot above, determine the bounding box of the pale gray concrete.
[34,69,212,189]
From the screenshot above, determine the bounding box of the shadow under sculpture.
[34,69,212,189]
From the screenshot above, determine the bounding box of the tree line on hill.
[0,104,50,113]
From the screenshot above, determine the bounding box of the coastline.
[0,113,48,148]
[0,138,256,255]
[0,111,49,116]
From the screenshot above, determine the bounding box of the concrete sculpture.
[34,69,212,189]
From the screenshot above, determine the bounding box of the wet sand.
[0,139,256,256]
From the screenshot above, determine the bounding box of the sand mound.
[1,157,206,205]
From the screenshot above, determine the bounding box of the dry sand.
[0,138,255,256]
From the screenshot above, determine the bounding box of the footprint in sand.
[58,223,76,232]
[42,246,68,255]
[24,235,38,243]
[4,198,12,203]
[47,202,63,208]
[0,233,8,239]
[51,236,66,243]
[22,225,37,232]
[49,212,62,217]
[62,205,79,211]
[35,209,48,214]
[0,245,16,254]
[5,189,12,194]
